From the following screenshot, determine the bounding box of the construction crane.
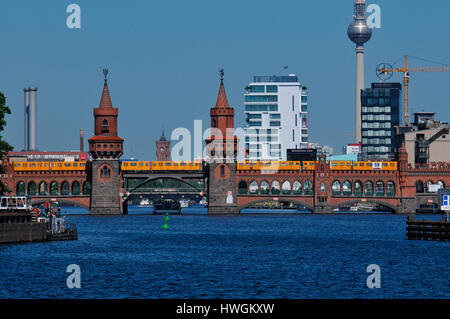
[376,55,450,125]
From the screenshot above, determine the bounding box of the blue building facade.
[360,83,402,160]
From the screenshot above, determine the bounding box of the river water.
[0,207,448,299]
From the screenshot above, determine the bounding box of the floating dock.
[406,216,450,241]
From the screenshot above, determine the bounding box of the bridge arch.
[27,181,37,196]
[238,198,314,212]
[125,176,203,199]
[16,181,26,196]
[331,199,397,213]
[72,181,81,195]
[61,181,70,195]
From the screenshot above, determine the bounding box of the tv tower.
[348,0,372,144]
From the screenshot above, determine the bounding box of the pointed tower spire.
[215,69,229,108]
[100,68,113,108]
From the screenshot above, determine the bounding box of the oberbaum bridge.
[3,72,450,215]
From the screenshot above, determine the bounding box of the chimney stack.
[24,87,38,151]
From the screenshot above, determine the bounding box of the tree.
[0,91,13,195]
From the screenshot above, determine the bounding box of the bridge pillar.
[90,160,123,215]
[312,205,333,214]
[208,162,239,215]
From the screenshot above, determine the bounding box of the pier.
[406,216,450,241]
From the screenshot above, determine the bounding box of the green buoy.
[162,212,170,230]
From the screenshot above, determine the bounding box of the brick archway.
[330,199,397,213]
[238,197,314,211]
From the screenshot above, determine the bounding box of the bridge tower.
[88,69,124,215]
[313,155,332,213]
[205,70,239,214]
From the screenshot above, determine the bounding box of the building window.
[270,114,281,119]
[102,120,109,134]
[248,85,264,93]
[245,105,278,112]
[245,95,278,103]
[220,165,225,178]
[266,85,278,93]
[270,121,281,127]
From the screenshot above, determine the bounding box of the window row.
[362,114,391,121]
[362,130,392,137]
[362,106,392,113]
[238,180,313,195]
[332,180,396,197]
[16,181,91,196]
[362,122,392,129]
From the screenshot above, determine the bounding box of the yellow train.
[330,161,397,171]
[237,161,315,171]
[13,161,86,172]
[121,161,202,172]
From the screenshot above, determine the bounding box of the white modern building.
[244,75,309,161]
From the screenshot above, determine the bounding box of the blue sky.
[0,0,449,160]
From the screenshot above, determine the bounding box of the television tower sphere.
[347,20,372,45]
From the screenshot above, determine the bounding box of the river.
[0,207,448,299]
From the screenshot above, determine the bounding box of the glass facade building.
[244,75,309,161]
[360,83,402,160]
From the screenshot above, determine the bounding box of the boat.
[199,198,208,207]
[138,198,151,207]
[153,199,181,214]
[33,202,78,241]
[333,205,354,212]
[0,197,77,243]
[180,199,190,208]
[357,203,374,212]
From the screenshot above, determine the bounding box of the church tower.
[156,129,171,161]
[88,69,124,215]
[205,70,239,214]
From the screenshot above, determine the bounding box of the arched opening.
[282,181,291,195]
[304,180,313,195]
[332,181,341,196]
[83,181,91,195]
[238,181,248,194]
[260,181,269,194]
[364,181,374,196]
[39,182,48,196]
[249,181,258,194]
[61,182,70,195]
[27,182,36,196]
[101,119,109,134]
[100,166,111,178]
[16,182,25,196]
[72,181,81,195]
[320,182,325,192]
[416,180,424,193]
[50,182,59,195]
[293,181,302,195]
[343,180,352,196]
[376,181,385,196]
[437,180,445,189]
[271,180,280,195]
[386,181,395,196]
[354,181,363,196]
